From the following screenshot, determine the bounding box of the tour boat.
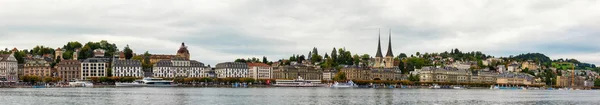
[330,80,358,88]
[273,76,326,87]
[68,80,94,87]
[115,77,178,87]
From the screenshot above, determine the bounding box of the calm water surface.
[1,87,599,105]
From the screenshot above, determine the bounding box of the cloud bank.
[1,0,599,65]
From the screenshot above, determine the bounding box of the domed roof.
[177,42,189,54]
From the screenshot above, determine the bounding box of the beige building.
[521,61,540,70]
[24,58,52,77]
[272,65,322,80]
[496,73,535,85]
[56,60,81,81]
[340,67,401,81]
[247,63,272,80]
[419,67,497,84]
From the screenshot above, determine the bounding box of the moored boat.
[330,80,358,88]
[68,80,94,87]
[115,77,178,87]
[273,76,326,87]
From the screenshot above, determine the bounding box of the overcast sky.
[1,0,599,66]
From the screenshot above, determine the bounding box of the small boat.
[68,80,94,87]
[429,84,441,89]
[331,80,358,88]
[273,76,326,87]
[115,77,178,87]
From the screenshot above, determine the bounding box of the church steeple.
[385,29,394,57]
[375,29,383,58]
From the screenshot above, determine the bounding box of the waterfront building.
[24,58,52,78]
[418,66,497,84]
[81,57,110,80]
[56,60,81,81]
[247,62,272,80]
[215,62,249,78]
[0,52,18,82]
[340,67,371,80]
[112,59,143,77]
[418,67,471,83]
[272,65,323,80]
[496,72,535,85]
[152,57,207,78]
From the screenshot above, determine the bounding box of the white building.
[81,58,110,80]
[247,63,272,80]
[215,62,248,78]
[153,57,208,78]
[0,53,18,82]
[112,59,143,77]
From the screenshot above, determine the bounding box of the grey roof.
[82,58,110,63]
[190,60,205,67]
[154,59,205,67]
[155,60,172,67]
[0,54,11,61]
[113,59,142,67]
[215,62,248,69]
[497,73,534,80]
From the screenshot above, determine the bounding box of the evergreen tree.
[124,45,133,59]
[262,56,268,63]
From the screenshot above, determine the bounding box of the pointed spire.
[386,29,394,57]
[375,29,383,58]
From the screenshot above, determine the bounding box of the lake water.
[0,87,599,105]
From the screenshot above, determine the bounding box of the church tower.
[374,29,384,68]
[384,29,394,68]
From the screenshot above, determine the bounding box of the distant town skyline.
[1,0,599,65]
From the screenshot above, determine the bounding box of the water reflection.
[1,88,600,105]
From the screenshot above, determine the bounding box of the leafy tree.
[333,72,347,81]
[398,53,407,59]
[78,40,118,59]
[595,79,600,87]
[408,74,420,82]
[298,55,306,63]
[123,45,133,59]
[360,54,371,67]
[234,58,247,63]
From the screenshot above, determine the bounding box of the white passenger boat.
[330,80,358,88]
[68,80,94,87]
[273,76,326,87]
[115,78,178,87]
